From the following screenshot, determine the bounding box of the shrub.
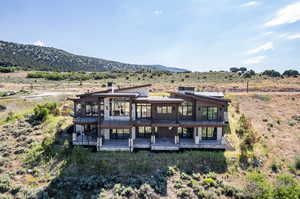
[273,174,300,199]
[244,172,272,199]
[283,69,299,77]
[294,157,300,170]
[262,70,281,77]
[0,175,11,193]
[32,103,58,121]
[202,178,216,187]
[270,161,281,173]
[70,146,89,165]
[0,67,16,73]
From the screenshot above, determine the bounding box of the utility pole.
[246,80,249,93]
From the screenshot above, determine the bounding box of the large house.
[69,83,232,151]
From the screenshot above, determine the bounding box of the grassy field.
[0,71,299,198]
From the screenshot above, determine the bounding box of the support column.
[174,135,179,144]
[104,129,110,140]
[131,127,136,140]
[224,112,228,122]
[194,127,200,144]
[198,127,202,141]
[151,135,156,144]
[217,127,222,141]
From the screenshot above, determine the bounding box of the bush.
[244,172,272,199]
[33,103,58,121]
[273,174,300,199]
[0,66,16,73]
[0,175,11,193]
[283,69,299,77]
[262,70,281,77]
[294,157,300,170]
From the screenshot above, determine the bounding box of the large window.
[178,127,193,138]
[157,106,173,114]
[86,104,92,116]
[92,103,98,116]
[179,101,193,116]
[110,128,130,139]
[136,103,151,119]
[202,127,217,140]
[110,98,130,117]
[201,107,218,120]
[137,126,152,138]
[76,103,82,115]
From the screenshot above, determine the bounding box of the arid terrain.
[0,71,299,198]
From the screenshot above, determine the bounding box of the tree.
[262,70,281,77]
[240,67,247,73]
[230,67,239,73]
[283,69,299,77]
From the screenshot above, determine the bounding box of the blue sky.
[1,0,300,72]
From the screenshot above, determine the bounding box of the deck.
[99,139,130,151]
[73,136,233,151]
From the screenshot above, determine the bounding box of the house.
[69,83,232,151]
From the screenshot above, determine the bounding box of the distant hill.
[0,41,188,73]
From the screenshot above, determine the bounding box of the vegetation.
[0,40,187,72]
[262,70,281,77]
[283,69,299,77]
[27,71,119,81]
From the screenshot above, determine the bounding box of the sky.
[1,0,300,72]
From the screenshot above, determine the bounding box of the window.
[202,127,217,140]
[110,128,130,139]
[100,99,104,118]
[92,104,98,116]
[86,104,92,116]
[83,124,97,134]
[178,127,193,138]
[201,107,218,120]
[179,101,193,116]
[157,105,173,114]
[137,126,152,138]
[110,98,130,116]
[76,104,82,115]
[136,103,151,119]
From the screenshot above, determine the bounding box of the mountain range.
[0,40,188,72]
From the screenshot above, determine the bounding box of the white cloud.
[264,1,300,27]
[263,32,273,36]
[243,56,265,64]
[246,42,273,54]
[33,40,45,46]
[241,1,259,7]
[286,33,300,40]
[153,10,163,15]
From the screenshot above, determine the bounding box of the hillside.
[0,41,187,72]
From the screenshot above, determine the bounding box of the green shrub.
[202,178,216,187]
[32,103,58,121]
[244,172,272,199]
[294,157,300,170]
[0,175,11,193]
[0,67,15,73]
[270,161,281,173]
[273,174,300,199]
[70,146,89,165]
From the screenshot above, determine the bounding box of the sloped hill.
[0,40,187,72]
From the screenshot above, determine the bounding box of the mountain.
[0,41,188,72]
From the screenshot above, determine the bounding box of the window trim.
[136,103,151,119]
[179,101,193,117]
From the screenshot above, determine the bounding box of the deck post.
[104,129,110,140]
[217,127,222,141]
[72,133,76,143]
[131,127,136,140]
[151,135,156,144]
[197,127,202,143]
[194,127,200,144]
[96,137,102,151]
[174,135,179,144]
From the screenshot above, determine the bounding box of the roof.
[94,92,139,97]
[134,96,184,103]
[77,84,152,97]
[170,91,231,103]
[194,92,224,98]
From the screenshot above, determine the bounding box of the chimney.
[107,82,117,93]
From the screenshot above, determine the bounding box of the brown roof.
[170,92,231,104]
